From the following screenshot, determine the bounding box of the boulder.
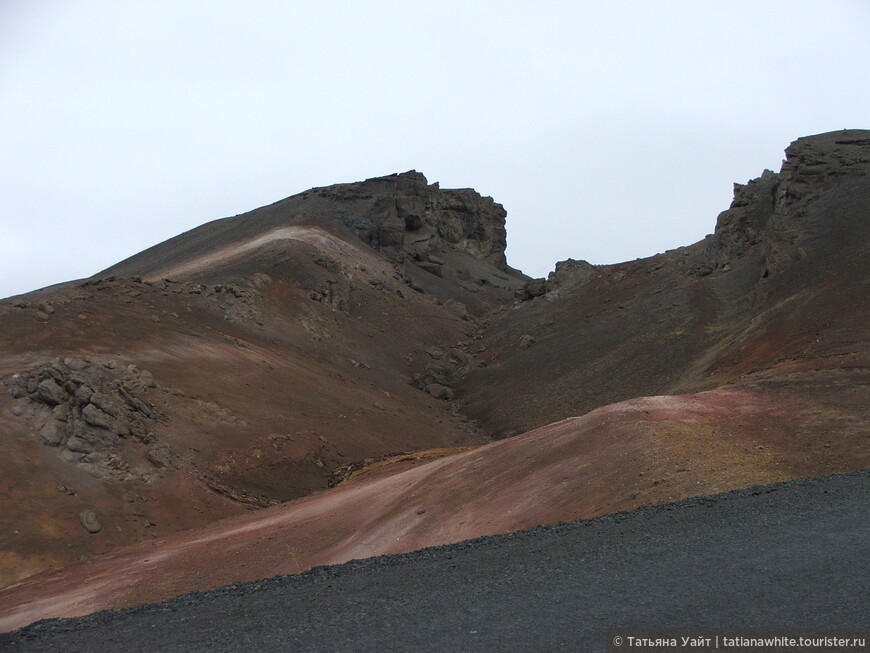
[139,370,155,388]
[524,280,549,298]
[75,385,94,405]
[82,403,113,429]
[518,335,536,349]
[548,259,598,288]
[65,436,93,454]
[426,383,455,401]
[39,421,64,447]
[79,510,101,533]
[36,379,67,405]
[82,403,130,436]
[417,261,443,277]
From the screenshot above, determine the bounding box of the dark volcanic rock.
[425,383,455,401]
[146,442,182,470]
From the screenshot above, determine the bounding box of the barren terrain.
[0,130,867,632]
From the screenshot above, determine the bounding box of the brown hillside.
[0,130,867,630]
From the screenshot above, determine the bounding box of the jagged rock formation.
[5,357,163,480]
[0,130,867,622]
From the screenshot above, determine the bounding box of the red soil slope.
[2,381,866,631]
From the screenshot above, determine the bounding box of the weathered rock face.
[325,171,510,271]
[705,129,870,279]
[515,258,599,301]
[4,357,164,481]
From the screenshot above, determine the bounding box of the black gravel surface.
[2,471,867,652]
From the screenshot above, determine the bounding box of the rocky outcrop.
[329,171,510,272]
[410,346,482,401]
[705,129,870,277]
[5,358,165,480]
[516,258,599,301]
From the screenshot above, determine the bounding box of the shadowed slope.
[457,130,870,437]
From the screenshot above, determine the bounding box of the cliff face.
[328,170,511,272]
[706,130,870,279]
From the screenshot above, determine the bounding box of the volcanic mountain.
[0,130,867,630]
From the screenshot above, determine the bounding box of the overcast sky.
[1,1,868,299]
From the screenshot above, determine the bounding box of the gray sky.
[2,1,868,300]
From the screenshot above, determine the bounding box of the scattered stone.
[82,403,112,429]
[518,335,536,349]
[59,449,81,463]
[2,357,162,468]
[79,510,101,533]
[82,403,129,436]
[75,385,94,405]
[150,315,161,323]
[8,377,26,399]
[131,397,153,417]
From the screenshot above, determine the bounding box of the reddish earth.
[1,382,866,631]
[0,131,867,631]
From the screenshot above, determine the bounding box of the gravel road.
[2,471,867,652]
